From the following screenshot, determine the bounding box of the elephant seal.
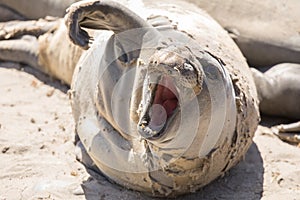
[0,0,259,197]
[64,0,259,197]
[252,63,300,144]
[251,63,300,119]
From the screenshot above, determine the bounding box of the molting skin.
[0,0,259,197]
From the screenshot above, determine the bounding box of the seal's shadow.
[187,142,263,200]
[0,62,69,93]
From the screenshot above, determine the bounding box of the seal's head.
[136,45,204,139]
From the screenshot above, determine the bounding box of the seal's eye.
[118,53,128,63]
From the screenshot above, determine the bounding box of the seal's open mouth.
[138,75,179,139]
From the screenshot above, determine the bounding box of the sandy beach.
[0,62,299,200]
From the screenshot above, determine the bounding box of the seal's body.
[66,0,259,196]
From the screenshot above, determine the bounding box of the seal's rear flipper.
[0,19,60,73]
[0,18,59,40]
[0,36,40,70]
[271,122,300,144]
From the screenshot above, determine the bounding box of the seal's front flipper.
[75,140,102,174]
[64,0,153,50]
[271,122,300,144]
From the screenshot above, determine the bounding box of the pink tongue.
[149,76,178,131]
[149,104,167,131]
[153,76,178,117]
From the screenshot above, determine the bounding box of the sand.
[0,62,299,199]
